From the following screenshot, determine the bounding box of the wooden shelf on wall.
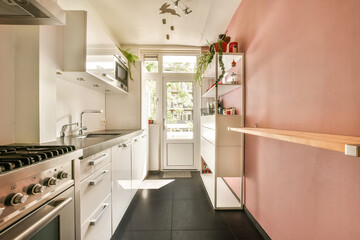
[228,127,360,157]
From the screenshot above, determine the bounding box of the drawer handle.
[89,170,109,186]
[119,140,135,148]
[89,153,108,166]
[118,141,130,148]
[90,203,109,226]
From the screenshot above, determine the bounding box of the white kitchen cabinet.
[131,132,149,197]
[80,149,111,181]
[77,148,112,240]
[111,142,132,234]
[80,163,111,224]
[58,10,126,94]
[81,194,112,240]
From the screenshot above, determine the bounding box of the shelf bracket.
[345,145,360,157]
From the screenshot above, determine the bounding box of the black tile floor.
[111,171,264,240]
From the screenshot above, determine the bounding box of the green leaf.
[117,47,139,81]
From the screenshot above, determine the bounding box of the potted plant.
[117,47,139,81]
[194,39,226,85]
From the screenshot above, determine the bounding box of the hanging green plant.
[194,39,226,86]
[117,47,139,81]
[216,39,226,85]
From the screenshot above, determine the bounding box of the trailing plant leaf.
[217,39,225,84]
[194,39,226,86]
[194,42,215,85]
[117,47,139,81]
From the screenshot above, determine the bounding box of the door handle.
[163,118,167,130]
[90,203,110,226]
[89,153,108,166]
[89,170,109,186]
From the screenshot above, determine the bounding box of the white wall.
[56,78,106,136]
[14,26,40,143]
[105,61,141,130]
[39,26,58,142]
[0,26,15,145]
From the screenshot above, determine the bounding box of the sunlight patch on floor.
[139,179,175,189]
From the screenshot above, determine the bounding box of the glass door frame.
[141,51,201,171]
[161,74,200,170]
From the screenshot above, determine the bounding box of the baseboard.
[244,205,271,240]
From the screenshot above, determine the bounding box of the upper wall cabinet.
[63,11,87,72]
[57,11,127,94]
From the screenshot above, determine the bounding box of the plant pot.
[214,42,228,52]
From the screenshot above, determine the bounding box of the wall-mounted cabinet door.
[111,143,132,233]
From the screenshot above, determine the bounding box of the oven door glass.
[30,217,59,240]
[0,187,75,240]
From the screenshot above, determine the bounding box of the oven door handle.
[90,203,110,226]
[12,197,73,240]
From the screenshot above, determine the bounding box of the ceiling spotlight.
[170,26,174,31]
[174,0,180,7]
[184,7,192,15]
[162,18,166,24]
[166,34,170,40]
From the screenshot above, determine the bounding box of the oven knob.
[57,171,69,180]
[30,184,46,195]
[45,177,58,187]
[10,193,28,206]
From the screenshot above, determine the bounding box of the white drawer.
[201,115,215,129]
[80,149,111,181]
[80,163,111,224]
[201,126,215,144]
[201,137,215,172]
[81,194,112,240]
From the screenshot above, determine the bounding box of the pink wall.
[224,0,360,239]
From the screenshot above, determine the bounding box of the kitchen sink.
[75,133,121,139]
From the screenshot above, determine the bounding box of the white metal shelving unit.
[200,52,245,210]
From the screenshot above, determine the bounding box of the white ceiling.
[59,0,242,47]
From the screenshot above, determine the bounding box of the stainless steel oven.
[0,187,75,240]
[0,146,82,240]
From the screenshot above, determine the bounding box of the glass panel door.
[166,81,194,140]
[163,78,197,169]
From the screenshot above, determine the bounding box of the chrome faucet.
[60,122,79,138]
[79,110,103,136]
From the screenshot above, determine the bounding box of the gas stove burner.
[0,145,76,174]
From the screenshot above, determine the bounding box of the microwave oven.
[113,55,129,92]
[87,54,129,93]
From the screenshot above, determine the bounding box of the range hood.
[0,0,65,25]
